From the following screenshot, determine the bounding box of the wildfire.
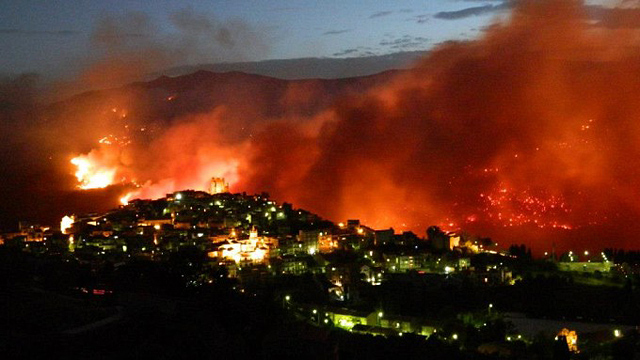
[120,193,132,205]
[70,156,116,189]
[60,215,75,234]
[557,328,578,352]
[479,184,574,230]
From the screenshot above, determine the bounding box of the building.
[318,233,339,253]
[298,229,327,254]
[428,226,460,251]
[208,227,276,264]
[281,255,308,275]
[209,177,229,194]
[325,307,377,330]
[557,261,612,273]
[374,228,394,246]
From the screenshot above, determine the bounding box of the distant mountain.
[52,69,402,134]
[152,51,427,80]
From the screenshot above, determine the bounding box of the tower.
[209,177,229,194]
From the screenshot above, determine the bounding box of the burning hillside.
[5,0,640,252]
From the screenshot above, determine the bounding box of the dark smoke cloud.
[71,8,270,92]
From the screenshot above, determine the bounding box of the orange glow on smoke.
[57,0,640,253]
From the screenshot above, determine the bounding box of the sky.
[0,0,514,80]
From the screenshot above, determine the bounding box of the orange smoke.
[66,0,640,252]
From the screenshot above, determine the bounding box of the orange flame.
[70,155,117,189]
[119,193,132,205]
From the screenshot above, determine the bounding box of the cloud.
[380,35,431,50]
[369,11,394,19]
[332,49,360,56]
[268,6,308,12]
[434,1,512,20]
[332,46,380,57]
[411,14,430,24]
[322,29,351,35]
[0,29,80,36]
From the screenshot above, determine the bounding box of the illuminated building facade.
[209,177,229,194]
[210,227,276,264]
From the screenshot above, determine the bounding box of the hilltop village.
[3,178,639,359]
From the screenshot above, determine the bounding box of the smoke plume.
[7,0,640,253]
[236,0,640,251]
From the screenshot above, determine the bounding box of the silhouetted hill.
[153,51,426,80]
